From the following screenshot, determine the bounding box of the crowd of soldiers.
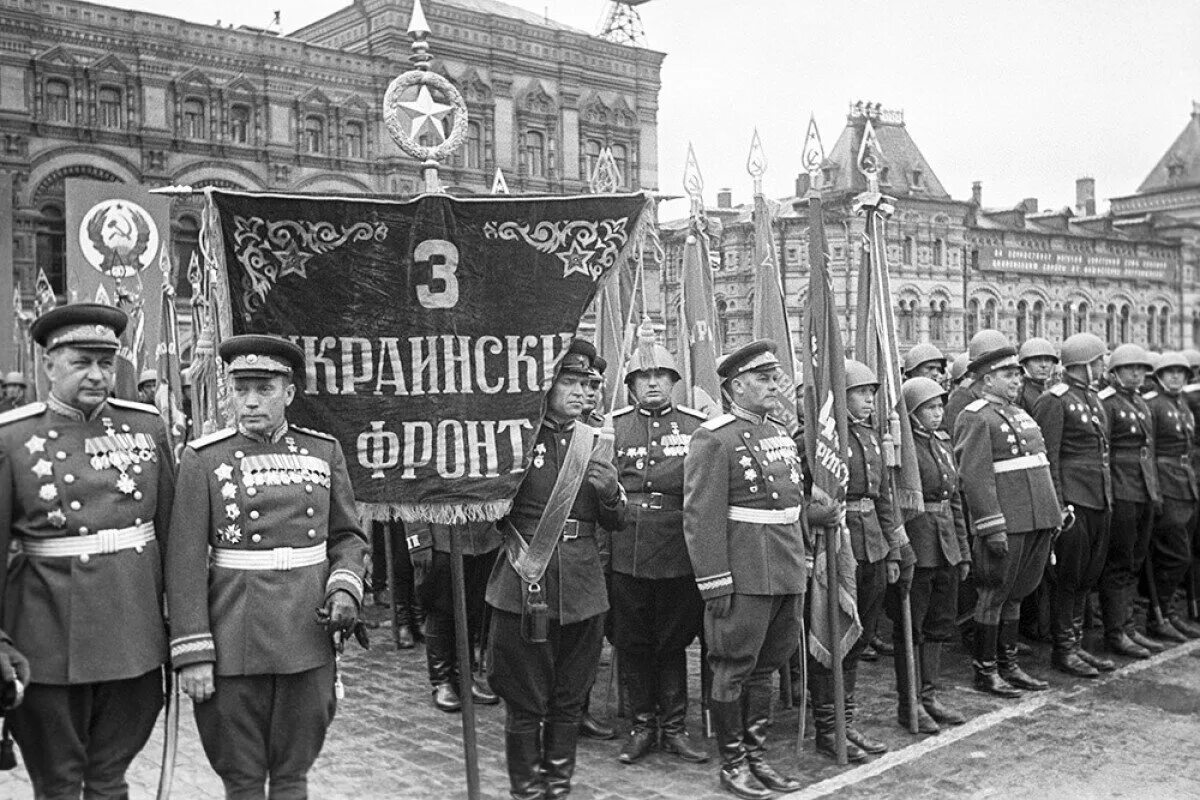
[2,302,1200,800]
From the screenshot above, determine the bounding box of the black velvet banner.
[208,190,648,522]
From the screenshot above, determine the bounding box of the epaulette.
[189,428,236,450]
[0,402,45,427]
[107,397,160,415]
[1184,384,1200,394]
[701,413,735,430]
[1097,386,1116,400]
[611,405,635,417]
[964,398,988,413]
[677,405,708,420]
[291,424,338,442]
[934,430,951,441]
[1048,383,1069,397]
[1143,391,1158,401]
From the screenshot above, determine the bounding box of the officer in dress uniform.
[1142,352,1200,641]
[486,339,625,800]
[954,333,1061,698]
[944,331,1003,436]
[1032,333,1115,677]
[684,340,808,799]
[1018,337,1059,415]
[1097,344,1164,659]
[609,342,708,766]
[166,334,369,799]
[0,372,27,413]
[887,377,970,735]
[1,303,175,798]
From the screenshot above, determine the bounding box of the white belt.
[21,522,155,559]
[212,542,327,571]
[993,453,1049,474]
[727,506,802,524]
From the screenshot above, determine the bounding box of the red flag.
[676,224,721,416]
[750,186,799,432]
[155,247,187,455]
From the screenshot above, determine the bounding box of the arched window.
[1159,306,1170,347]
[902,236,914,265]
[897,299,916,342]
[46,79,70,122]
[1192,313,1200,348]
[98,86,122,128]
[230,104,250,144]
[172,215,200,299]
[183,98,206,139]
[36,204,66,295]
[345,121,364,158]
[929,300,946,342]
[525,131,546,178]
[932,238,944,267]
[982,298,997,330]
[1147,306,1158,346]
[583,139,602,182]
[1064,302,1074,336]
[715,298,730,349]
[1119,304,1131,342]
[1076,302,1089,335]
[1032,300,1045,338]
[304,115,324,154]
[1105,304,1116,345]
[1016,299,1029,343]
[966,298,980,341]
[611,143,629,188]
[465,121,481,169]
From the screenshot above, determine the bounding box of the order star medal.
[219,524,243,545]
[116,473,137,495]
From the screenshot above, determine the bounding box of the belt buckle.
[647,492,664,510]
[561,520,580,541]
[273,547,295,570]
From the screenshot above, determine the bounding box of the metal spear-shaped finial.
[856,118,884,195]
[683,142,704,219]
[746,128,767,195]
[802,114,825,191]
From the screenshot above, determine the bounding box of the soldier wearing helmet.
[953,333,1060,699]
[903,344,947,383]
[1096,344,1164,659]
[1018,338,1059,415]
[0,371,28,412]
[883,377,970,736]
[1142,353,1200,642]
[945,330,1009,439]
[608,341,709,766]
[1031,333,1115,677]
[137,368,158,405]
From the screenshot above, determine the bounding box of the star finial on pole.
[802,114,825,193]
[856,118,884,195]
[746,128,767,196]
[491,167,510,195]
[683,142,704,219]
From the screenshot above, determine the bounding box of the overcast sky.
[102,0,1199,217]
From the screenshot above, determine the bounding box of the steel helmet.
[1182,348,1200,369]
[1155,351,1191,375]
[902,343,946,375]
[137,369,158,387]
[1145,351,1162,372]
[624,342,681,384]
[1107,344,1153,372]
[902,376,947,413]
[1060,333,1107,368]
[1018,337,1058,363]
[1,371,25,386]
[844,359,879,391]
[967,329,1017,373]
[949,352,969,382]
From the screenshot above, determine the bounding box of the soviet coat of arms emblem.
[77,199,160,279]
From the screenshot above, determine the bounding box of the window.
[36,204,66,295]
[966,299,979,342]
[932,238,944,267]
[1105,304,1116,345]
[1016,300,1028,343]
[611,144,629,188]
[929,300,946,341]
[583,139,602,182]
[902,236,914,265]
[418,133,437,149]
[1032,300,1045,338]
[173,215,200,299]
[897,300,915,342]
[46,79,70,122]
[524,130,545,178]
[345,121,364,159]
[1075,302,1089,335]
[464,121,480,168]
[1147,306,1158,346]
[1159,307,1169,347]
[912,170,923,188]
[230,104,250,144]
[1192,313,1200,348]
[98,86,122,129]
[183,98,206,139]
[1119,304,1131,342]
[982,298,996,330]
[716,298,730,349]
[304,115,324,154]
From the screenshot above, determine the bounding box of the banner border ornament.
[483,217,630,281]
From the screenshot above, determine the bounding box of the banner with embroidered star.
[205,189,651,524]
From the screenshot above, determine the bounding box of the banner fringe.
[356,500,512,526]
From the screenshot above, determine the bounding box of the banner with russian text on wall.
[206,189,650,524]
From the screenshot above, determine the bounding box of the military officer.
[1142,352,1200,641]
[1031,333,1114,677]
[1097,344,1164,658]
[945,331,1002,437]
[954,331,1061,698]
[137,368,158,405]
[1,303,175,798]
[609,342,708,766]
[486,338,626,800]
[902,343,948,383]
[166,334,369,799]
[887,377,970,735]
[684,340,808,799]
[0,371,27,413]
[1018,337,1059,415]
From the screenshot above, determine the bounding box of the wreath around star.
[383,70,469,163]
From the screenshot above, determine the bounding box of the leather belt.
[923,500,950,514]
[845,498,875,514]
[628,492,683,511]
[993,453,1049,473]
[20,521,155,561]
[727,505,801,524]
[212,542,327,570]
[560,520,596,541]
[1111,447,1150,461]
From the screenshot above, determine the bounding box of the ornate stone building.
[660,101,1196,360]
[0,0,664,306]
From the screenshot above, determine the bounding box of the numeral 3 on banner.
[415,239,459,309]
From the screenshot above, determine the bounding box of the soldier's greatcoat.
[908,427,970,569]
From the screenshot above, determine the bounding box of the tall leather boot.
[657,652,708,763]
[810,672,867,762]
[743,681,800,791]
[578,695,615,741]
[617,651,657,765]
[999,620,1050,689]
[1073,614,1115,672]
[919,644,965,726]
[972,623,1022,697]
[426,630,463,712]
[1050,617,1098,678]
[843,668,888,755]
[893,642,938,734]
[505,724,545,800]
[710,698,771,800]
[543,720,580,800]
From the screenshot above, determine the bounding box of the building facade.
[661,101,1197,360]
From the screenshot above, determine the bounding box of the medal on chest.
[84,418,156,497]
[532,442,547,469]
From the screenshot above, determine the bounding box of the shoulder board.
[107,397,160,415]
[1184,384,1200,394]
[1048,383,1069,397]
[964,398,989,413]
[0,402,46,427]
[611,405,635,417]
[189,428,236,450]
[1097,386,1116,400]
[1143,391,1158,401]
[676,405,708,420]
[701,413,735,431]
[934,430,951,441]
[291,425,338,442]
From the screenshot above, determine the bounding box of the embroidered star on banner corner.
[275,239,315,279]
[557,239,596,279]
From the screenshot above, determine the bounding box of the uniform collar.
[911,423,932,439]
[1066,374,1092,391]
[982,392,1011,407]
[730,403,767,425]
[637,401,673,417]
[1024,376,1045,388]
[47,392,106,422]
[238,420,290,443]
[542,415,576,434]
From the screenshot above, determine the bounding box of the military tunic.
[1144,389,1198,616]
[943,378,983,438]
[1019,376,1048,416]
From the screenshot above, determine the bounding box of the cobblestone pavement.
[2,607,1199,799]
